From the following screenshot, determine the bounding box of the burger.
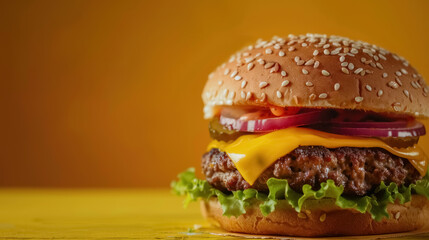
[172,33,429,236]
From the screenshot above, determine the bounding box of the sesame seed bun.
[201,195,429,237]
[202,34,429,119]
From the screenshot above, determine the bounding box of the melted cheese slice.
[208,127,428,185]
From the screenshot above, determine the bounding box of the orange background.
[1,0,429,188]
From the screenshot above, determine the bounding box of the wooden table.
[0,189,428,239]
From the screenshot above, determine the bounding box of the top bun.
[202,34,429,119]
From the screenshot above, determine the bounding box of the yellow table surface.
[1,189,429,240]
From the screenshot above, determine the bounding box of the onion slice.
[319,121,426,138]
[219,110,333,132]
[329,120,408,128]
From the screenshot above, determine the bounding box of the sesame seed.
[379,54,386,60]
[218,80,223,86]
[230,70,238,78]
[331,48,341,55]
[301,43,308,47]
[396,77,403,86]
[309,93,316,101]
[411,81,419,89]
[270,63,280,73]
[334,83,340,91]
[341,61,348,67]
[363,48,372,55]
[274,44,281,49]
[339,56,345,62]
[323,49,330,55]
[297,60,305,66]
[260,92,266,101]
[388,81,399,89]
[302,69,309,75]
[373,55,379,61]
[403,90,410,98]
[255,53,262,57]
[355,96,363,103]
[322,70,330,76]
[393,105,401,112]
[320,213,326,222]
[395,212,401,220]
[288,46,296,51]
[224,69,230,75]
[245,92,252,100]
[298,212,307,219]
[350,48,358,54]
[365,85,372,92]
[382,72,388,78]
[264,62,274,69]
[401,68,408,74]
[376,62,383,69]
[348,63,354,70]
[228,91,235,99]
[319,93,328,99]
[377,89,383,97]
[281,80,290,87]
[314,61,320,68]
[240,91,246,99]
[396,71,402,76]
[293,95,299,104]
[257,59,265,65]
[234,75,242,81]
[259,82,269,88]
[247,63,254,71]
[244,57,254,63]
[313,50,319,56]
[279,51,285,57]
[341,67,350,74]
[241,80,247,88]
[361,57,366,63]
[294,56,300,62]
[370,62,376,68]
[222,89,229,97]
[265,49,273,54]
[305,81,313,87]
[276,91,283,98]
[305,59,315,66]
[323,44,330,49]
[354,68,363,74]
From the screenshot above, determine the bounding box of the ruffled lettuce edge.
[171,168,429,221]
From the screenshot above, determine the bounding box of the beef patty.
[202,147,421,196]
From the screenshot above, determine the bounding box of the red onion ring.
[320,121,426,138]
[329,120,409,128]
[219,110,333,132]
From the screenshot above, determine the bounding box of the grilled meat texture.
[202,147,421,196]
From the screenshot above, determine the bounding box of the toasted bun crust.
[202,34,429,119]
[201,195,429,237]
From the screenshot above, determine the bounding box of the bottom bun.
[201,195,429,237]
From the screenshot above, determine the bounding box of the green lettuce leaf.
[171,168,429,221]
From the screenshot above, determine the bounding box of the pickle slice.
[209,118,249,142]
